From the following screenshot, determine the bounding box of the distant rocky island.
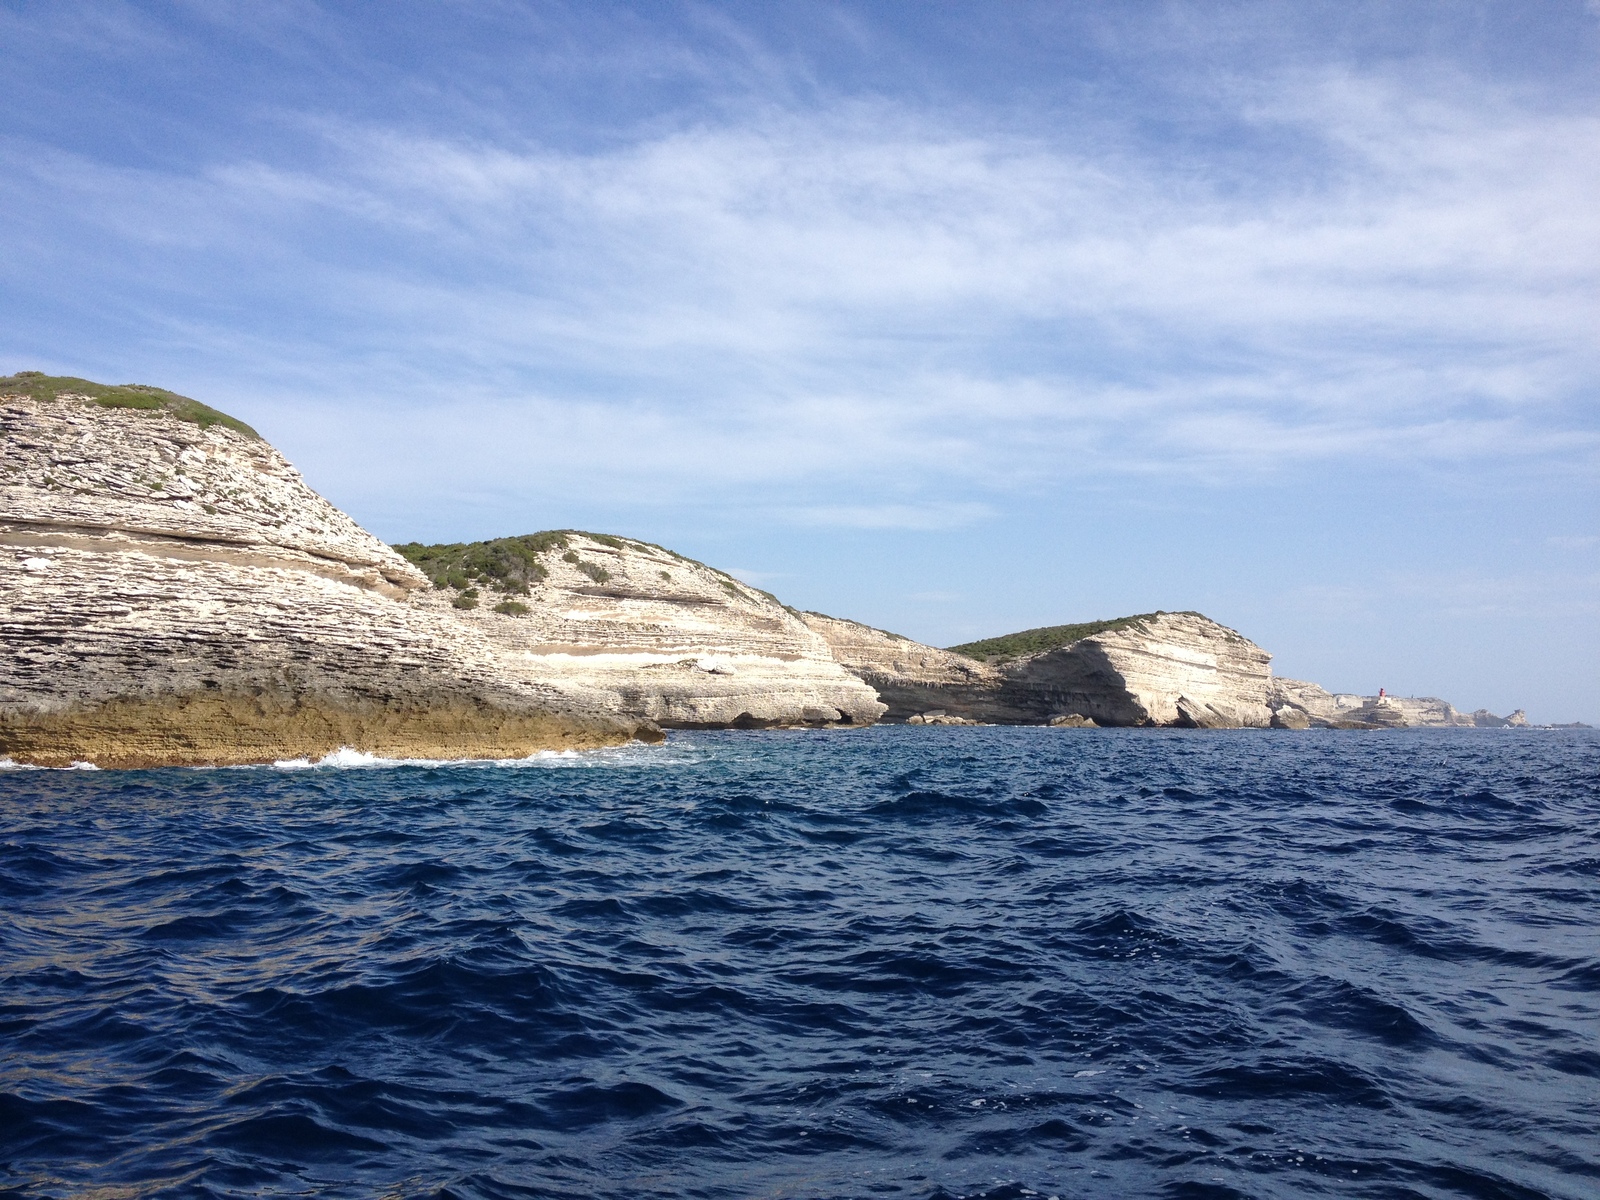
[1,374,1541,767]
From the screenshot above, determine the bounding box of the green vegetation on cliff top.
[394,532,571,595]
[1,371,259,439]
[393,530,664,596]
[394,530,773,605]
[947,612,1192,662]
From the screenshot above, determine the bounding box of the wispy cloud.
[4,2,1593,717]
[2,47,1596,524]
[781,502,995,531]
[1280,567,1600,623]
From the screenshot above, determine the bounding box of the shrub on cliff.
[947,613,1191,663]
[395,534,564,594]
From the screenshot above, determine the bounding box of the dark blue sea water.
[2,728,1597,1200]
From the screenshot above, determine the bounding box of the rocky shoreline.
[1,375,1546,767]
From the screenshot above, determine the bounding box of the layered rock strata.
[1269,679,1528,729]
[1,378,884,765]
[1,384,648,766]
[798,612,1004,721]
[1,373,1523,761]
[807,606,1524,731]
[413,534,885,730]
[804,610,1275,727]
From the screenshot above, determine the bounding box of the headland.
[1,374,1537,766]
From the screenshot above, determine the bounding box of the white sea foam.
[260,740,694,772]
[6,740,697,774]
[0,757,96,771]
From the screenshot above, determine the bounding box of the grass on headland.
[394,529,788,607]
[947,612,1192,663]
[394,529,644,597]
[395,533,568,595]
[0,371,260,439]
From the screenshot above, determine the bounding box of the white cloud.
[3,60,1597,521]
[1280,568,1600,623]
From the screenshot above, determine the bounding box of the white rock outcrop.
[805,610,1275,727]
[1,385,653,765]
[798,611,1004,719]
[1,381,880,766]
[428,535,885,730]
[1268,679,1527,729]
[2,374,1521,761]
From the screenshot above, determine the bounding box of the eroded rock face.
[1,389,644,765]
[431,536,886,730]
[3,378,1517,760]
[1,385,883,765]
[1011,613,1275,727]
[804,610,1274,727]
[798,612,1003,721]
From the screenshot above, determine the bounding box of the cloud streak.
[2,43,1597,522]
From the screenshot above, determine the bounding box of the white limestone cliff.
[804,610,1275,727]
[1,374,1524,763]
[0,385,655,765]
[426,535,885,730]
[1268,678,1528,729]
[808,607,1527,731]
[0,382,879,766]
[798,611,1004,720]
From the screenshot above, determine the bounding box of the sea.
[1,727,1597,1200]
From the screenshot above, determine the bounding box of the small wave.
[211,1111,388,1159]
[0,758,96,771]
[270,745,585,770]
[541,1081,683,1132]
[867,790,1046,820]
[1181,1056,1393,1109]
[1275,977,1438,1047]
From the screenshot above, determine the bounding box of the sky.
[2,0,1597,722]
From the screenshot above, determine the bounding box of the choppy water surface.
[2,728,1598,1199]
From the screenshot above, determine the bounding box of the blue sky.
[3,1,1597,721]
